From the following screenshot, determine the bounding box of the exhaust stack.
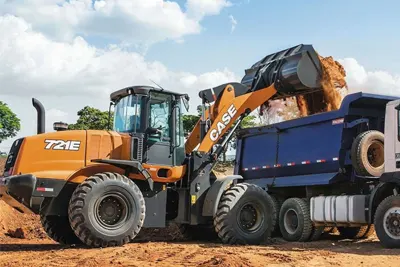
[32,98,45,134]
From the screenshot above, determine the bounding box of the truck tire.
[279,198,313,242]
[179,224,218,241]
[270,195,283,237]
[40,215,82,245]
[309,225,324,241]
[337,226,372,239]
[68,172,145,248]
[351,130,384,177]
[213,183,275,245]
[374,195,400,248]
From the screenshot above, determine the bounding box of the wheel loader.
[0,44,323,247]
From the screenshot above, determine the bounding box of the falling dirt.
[295,55,348,117]
[263,54,348,121]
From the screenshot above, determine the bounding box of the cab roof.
[110,85,187,103]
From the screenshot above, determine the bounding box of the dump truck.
[233,91,400,248]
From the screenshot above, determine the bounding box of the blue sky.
[0,0,400,151]
[145,0,400,76]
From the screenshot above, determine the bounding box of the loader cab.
[111,86,189,166]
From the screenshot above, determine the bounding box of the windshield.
[113,95,143,133]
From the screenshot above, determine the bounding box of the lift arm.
[185,44,323,157]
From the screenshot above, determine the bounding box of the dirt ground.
[1,159,400,266]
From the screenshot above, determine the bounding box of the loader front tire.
[213,183,275,245]
[41,215,82,245]
[68,172,145,248]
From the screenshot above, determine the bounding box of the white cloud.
[339,58,400,96]
[229,15,237,33]
[0,0,231,45]
[186,0,232,20]
[0,15,239,150]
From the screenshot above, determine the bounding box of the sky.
[1,0,400,152]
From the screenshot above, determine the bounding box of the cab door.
[145,92,174,166]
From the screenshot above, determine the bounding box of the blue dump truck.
[233,91,400,247]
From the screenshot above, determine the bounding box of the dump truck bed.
[234,92,399,188]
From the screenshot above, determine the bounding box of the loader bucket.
[241,44,322,98]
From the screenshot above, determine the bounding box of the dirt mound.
[0,201,48,241]
[0,158,48,241]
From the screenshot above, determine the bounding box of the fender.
[43,160,153,216]
[91,159,154,190]
[202,175,243,217]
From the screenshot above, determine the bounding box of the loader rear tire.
[213,183,275,245]
[41,215,82,245]
[279,198,313,242]
[351,130,384,177]
[68,172,145,248]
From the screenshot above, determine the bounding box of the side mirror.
[182,95,190,112]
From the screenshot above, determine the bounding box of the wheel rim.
[95,193,130,230]
[383,207,400,240]
[367,141,384,168]
[284,208,299,235]
[237,202,264,233]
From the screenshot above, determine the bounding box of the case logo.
[44,139,81,151]
[209,104,237,142]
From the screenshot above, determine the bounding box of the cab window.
[149,92,172,141]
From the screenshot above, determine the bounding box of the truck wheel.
[338,225,374,239]
[374,195,400,248]
[41,215,82,245]
[213,183,275,245]
[68,172,145,247]
[351,130,384,177]
[270,195,283,237]
[309,225,324,241]
[279,198,312,242]
[179,224,218,241]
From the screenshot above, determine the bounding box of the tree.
[183,114,200,135]
[68,106,113,130]
[0,101,20,144]
[182,105,202,135]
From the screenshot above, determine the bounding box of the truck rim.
[237,202,263,233]
[95,193,130,230]
[284,208,299,235]
[383,207,400,239]
[367,141,384,168]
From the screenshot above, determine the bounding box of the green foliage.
[182,114,200,134]
[68,106,113,130]
[240,115,258,128]
[0,101,20,144]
